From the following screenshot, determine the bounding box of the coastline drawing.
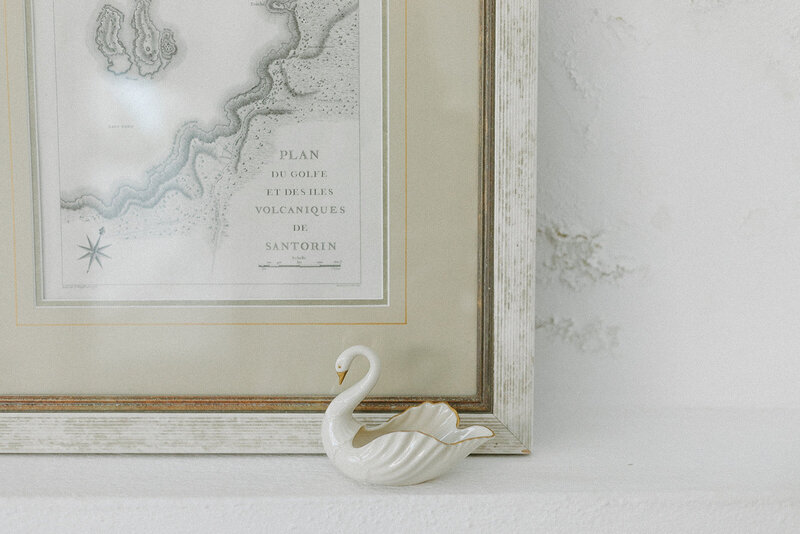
[95,5,131,74]
[94,0,178,78]
[69,0,359,246]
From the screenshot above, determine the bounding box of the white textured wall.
[536,0,800,410]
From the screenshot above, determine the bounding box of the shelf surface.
[0,407,798,533]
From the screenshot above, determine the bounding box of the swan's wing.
[342,403,494,485]
[355,402,492,446]
[355,402,458,445]
[350,430,455,485]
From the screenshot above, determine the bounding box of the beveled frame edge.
[0,0,537,454]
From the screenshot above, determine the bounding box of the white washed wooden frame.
[0,0,537,454]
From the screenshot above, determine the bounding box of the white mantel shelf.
[0,407,798,533]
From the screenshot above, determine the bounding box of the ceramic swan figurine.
[321,346,494,486]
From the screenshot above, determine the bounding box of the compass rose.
[78,227,112,273]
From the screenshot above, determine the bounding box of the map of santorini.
[30,0,385,303]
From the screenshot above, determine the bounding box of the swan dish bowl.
[321,346,495,486]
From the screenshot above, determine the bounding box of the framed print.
[0,0,537,453]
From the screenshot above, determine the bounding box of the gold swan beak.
[337,370,348,385]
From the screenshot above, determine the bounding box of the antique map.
[31,0,385,303]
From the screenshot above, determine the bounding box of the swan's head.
[334,345,379,385]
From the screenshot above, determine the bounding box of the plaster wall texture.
[536,0,800,411]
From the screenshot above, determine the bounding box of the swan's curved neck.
[328,347,381,417]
